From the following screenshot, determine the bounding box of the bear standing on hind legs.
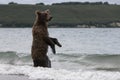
[31,9,62,68]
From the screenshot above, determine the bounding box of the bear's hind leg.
[33,59,39,67]
[33,59,47,67]
[46,55,51,68]
[33,56,51,68]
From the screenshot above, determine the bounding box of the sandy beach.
[0,75,33,80]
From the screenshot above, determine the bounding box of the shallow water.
[0,28,120,80]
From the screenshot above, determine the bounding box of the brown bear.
[31,9,62,68]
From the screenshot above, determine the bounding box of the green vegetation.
[0,3,120,28]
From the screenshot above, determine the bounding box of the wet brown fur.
[31,10,62,67]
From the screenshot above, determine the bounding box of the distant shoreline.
[0,22,120,28]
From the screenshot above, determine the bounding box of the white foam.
[0,64,120,80]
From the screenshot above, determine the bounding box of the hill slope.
[0,4,120,27]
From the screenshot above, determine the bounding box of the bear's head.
[35,9,52,23]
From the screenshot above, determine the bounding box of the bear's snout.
[49,16,53,21]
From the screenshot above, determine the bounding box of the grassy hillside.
[0,4,120,27]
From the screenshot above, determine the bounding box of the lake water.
[0,28,120,80]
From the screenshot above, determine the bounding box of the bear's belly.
[32,39,48,59]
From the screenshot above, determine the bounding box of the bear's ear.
[35,10,41,15]
[44,9,50,14]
